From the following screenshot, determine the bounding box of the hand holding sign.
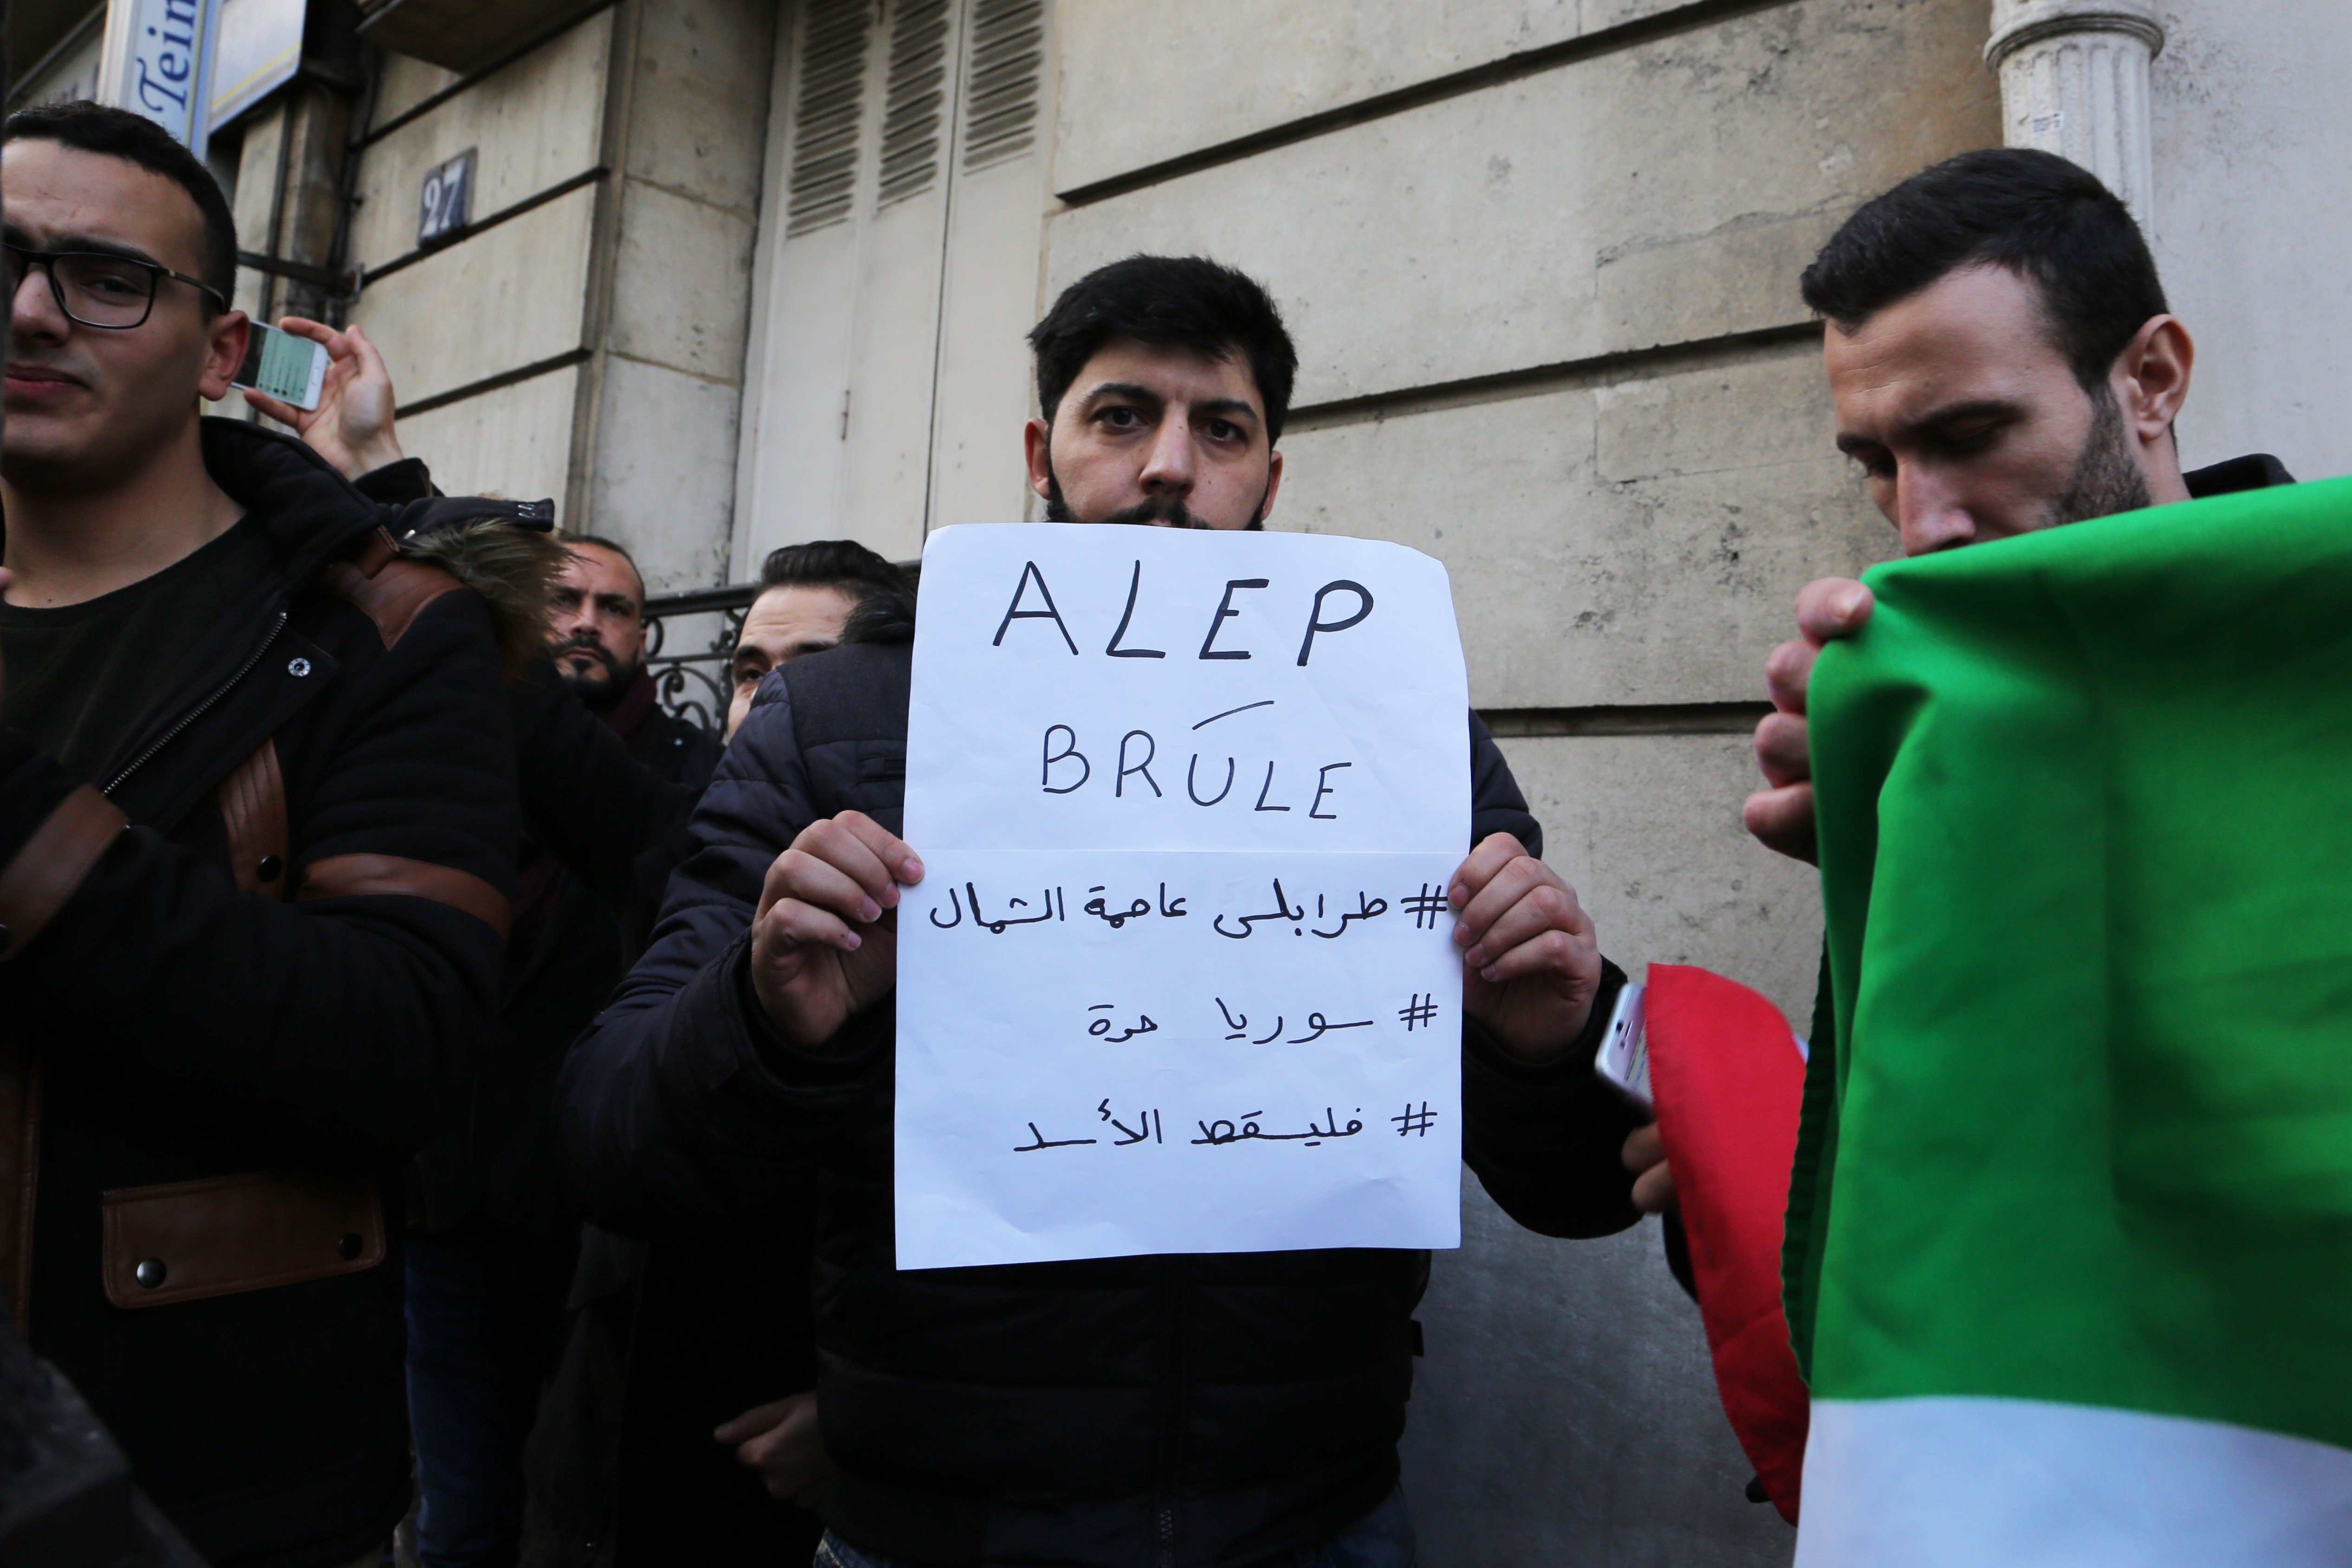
[750,810,923,1047]
[1449,831,1605,1063]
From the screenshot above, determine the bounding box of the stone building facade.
[8,1,2346,1561]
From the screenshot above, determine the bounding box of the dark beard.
[1042,467,1268,531]
[549,636,635,711]
[2043,384,2152,528]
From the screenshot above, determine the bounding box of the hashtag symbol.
[1398,993,1440,1031]
[1401,883,1448,930]
[1393,1101,1438,1138]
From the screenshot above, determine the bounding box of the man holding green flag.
[1730,148,2352,1561]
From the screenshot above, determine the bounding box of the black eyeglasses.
[3,242,230,328]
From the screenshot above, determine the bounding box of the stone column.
[1985,0,2166,223]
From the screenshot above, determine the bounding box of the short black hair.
[561,533,645,604]
[4,100,239,308]
[758,539,909,602]
[1800,148,2168,390]
[1029,255,1299,445]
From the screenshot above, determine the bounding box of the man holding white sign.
[564,259,1649,1568]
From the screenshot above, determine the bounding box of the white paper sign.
[896,525,1471,1269]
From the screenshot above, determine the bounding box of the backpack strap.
[317,525,466,651]
[218,738,290,898]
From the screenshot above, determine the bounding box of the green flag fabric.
[1786,475,2352,1564]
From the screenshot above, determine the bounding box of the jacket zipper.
[102,610,288,797]
[1156,1259,1185,1568]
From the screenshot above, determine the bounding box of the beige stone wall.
[349,15,612,505]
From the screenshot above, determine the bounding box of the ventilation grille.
[876,0,953,207]
[962,0,1044,172]
[784,0,876,236]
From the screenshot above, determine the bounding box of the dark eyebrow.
[1189,398,1261,427]
[1077,381,1166,410]
[594,592,637,615]
[1,227,167,270]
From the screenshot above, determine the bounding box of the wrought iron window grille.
[640,559,919,739]
[640,583,760,739]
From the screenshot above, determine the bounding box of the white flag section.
[895,524,1471,1270]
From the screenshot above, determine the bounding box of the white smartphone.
[233,322,330,412]
[1592,981,1652,1109]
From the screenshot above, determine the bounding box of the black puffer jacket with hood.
[562,616,1646,1567]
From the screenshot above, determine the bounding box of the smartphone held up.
[234,320,329,412]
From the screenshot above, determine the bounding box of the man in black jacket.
[0,103,549,1566]
[563,257,1650,1567]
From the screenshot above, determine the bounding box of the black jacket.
[411,663,719,1238]
[561,636,1644,1567]
[0,421,541,1568]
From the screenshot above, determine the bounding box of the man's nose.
[11,269,68,340]
[1138,416,1196,493]
[1893,467,1977,557]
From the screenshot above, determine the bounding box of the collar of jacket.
[93,421,539,810]
[199,417,395,584]
[2183,452,2294,498]
[601,667,660,740]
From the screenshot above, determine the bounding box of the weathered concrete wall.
[1045,1,1997,1559]
[350,0,774,594]
[2149,2,2352,484]
[579,0,777,593]
[350,14,612,505]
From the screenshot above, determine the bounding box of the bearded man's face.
[1823,264,2166,557]
[546,543,646,709]
[1025,337,1281,532]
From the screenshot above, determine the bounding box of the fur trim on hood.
[399,518,570,675]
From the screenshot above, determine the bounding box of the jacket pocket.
[101,1168,384,1308]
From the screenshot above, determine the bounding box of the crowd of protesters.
[0,91,2289,1568]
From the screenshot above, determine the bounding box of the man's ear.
[199,309,249,404]
[1256,447,1284,525]
[1023,415,1053,500]
[2115,313,2192,447]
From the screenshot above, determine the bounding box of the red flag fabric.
[1645,962,1811,1523]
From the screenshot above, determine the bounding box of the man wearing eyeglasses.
[0,103,547,1568]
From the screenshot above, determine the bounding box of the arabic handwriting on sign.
[1213,878,1307,939]
[1253,1017,1286,1045]
[1191,1108,1368,1147]
[1285,1012,1375,1044]
[1086,1004,1158,1043]
[1076,882,1186,928]
[1013,1121,1098,1153]
[1096,1098,1165,1146]
[1217,996,1248,1040]
[1084,888,1153,929]
[958,882,1065,934]
[1312,892,1390,939]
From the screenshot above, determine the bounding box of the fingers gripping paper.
[896,525,1470,1270]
